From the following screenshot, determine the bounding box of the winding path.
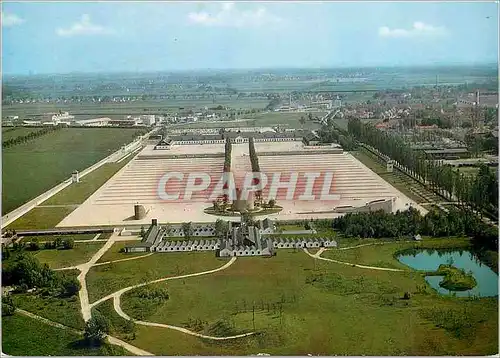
[15,308,153,356]
[337,240,413,251]
[304,248,405,272]
[89,256,256,340]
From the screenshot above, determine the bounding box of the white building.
[141,115,156,126]
[75,117,112,127]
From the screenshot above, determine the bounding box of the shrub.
[2,296,16,316]
[84,310,110,346]
[62,238,74,250]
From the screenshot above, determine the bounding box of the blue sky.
[2,1,498,74]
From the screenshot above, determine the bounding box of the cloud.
[2,12,25,27]
[187,2,282,28]
[56,14,114,37]
[378,22,447,38]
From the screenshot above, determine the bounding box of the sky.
[1,1,499,75]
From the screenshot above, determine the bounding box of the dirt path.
[78,235,118,322]
[114,294,255,341]
[338,240,414,251]
[15,309,153,356]
[91,256,256,341]
[304,248,405,272]
[93,252,154,267]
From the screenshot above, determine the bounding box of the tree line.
[347,118,498,219]
[316,120,356,150]
[2,125,63,149]
[332,207,498,251]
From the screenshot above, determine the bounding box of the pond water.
[397,249,498,297]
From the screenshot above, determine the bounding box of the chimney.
[152,219,158,226]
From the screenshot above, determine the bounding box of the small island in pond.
[430,264,478,291]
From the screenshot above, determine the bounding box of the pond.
[397,249,498,297]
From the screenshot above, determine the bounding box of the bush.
[43,241,55,250]
[2,296,16,316]
[62,238,74,250]
[84,310,110,346]
[27,242,40,251]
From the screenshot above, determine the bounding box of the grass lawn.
[117,248,497,355]
[96,241,148,263]
[42,154,135,206]
[32,242,105,269]
[2,127,144,214]
[86,252,223,303]
[6,206,76,230]
[18,233,98,243]
[1,127,41,141]
[10,288,85,330]
[322,237,471,269]
[1,312,128,356]
[94,299,137,342]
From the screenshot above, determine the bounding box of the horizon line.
[3,62,498,78]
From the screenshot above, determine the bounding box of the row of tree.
[316,121,356,150]
[332,207,498,251]
[347,118,498,218]
[3,238,75,260]
[2,125,63,149]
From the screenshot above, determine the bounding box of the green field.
[173,111,326,130]
[6,153,137,231]
[19,233,98,243]
[31,242,105,269]
[96,241,149,263]
[114,247,497,355]
[2,127,143,214]
[11,288,85,330]
[116,245,498,355]
[6,206,76,230]
[86,252,222,303]
[42,154,135,206]
[1,127,41,141]
[1,313,126,356]
[322,238,471,269]
[1,97,271,119]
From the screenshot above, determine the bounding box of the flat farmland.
[2,127,42,141]
[175,111,326,130]
[2,128,143,214]
[1,97,270,119]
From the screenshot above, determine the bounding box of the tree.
[268,199,276,208]
[299,116,306,129]
[214,219,229,238]
[62,276,81,297]
[182,222,193,239]
[54,237,63,249]
[62,238,74,250]
[84,310,110,346]
[2,295,16,316]
[140,226,146,238]
[27,242,40,251]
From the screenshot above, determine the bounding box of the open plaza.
[57,137,427,228]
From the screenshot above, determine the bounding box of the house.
[124,219,164,252]
[259,218,275,234]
